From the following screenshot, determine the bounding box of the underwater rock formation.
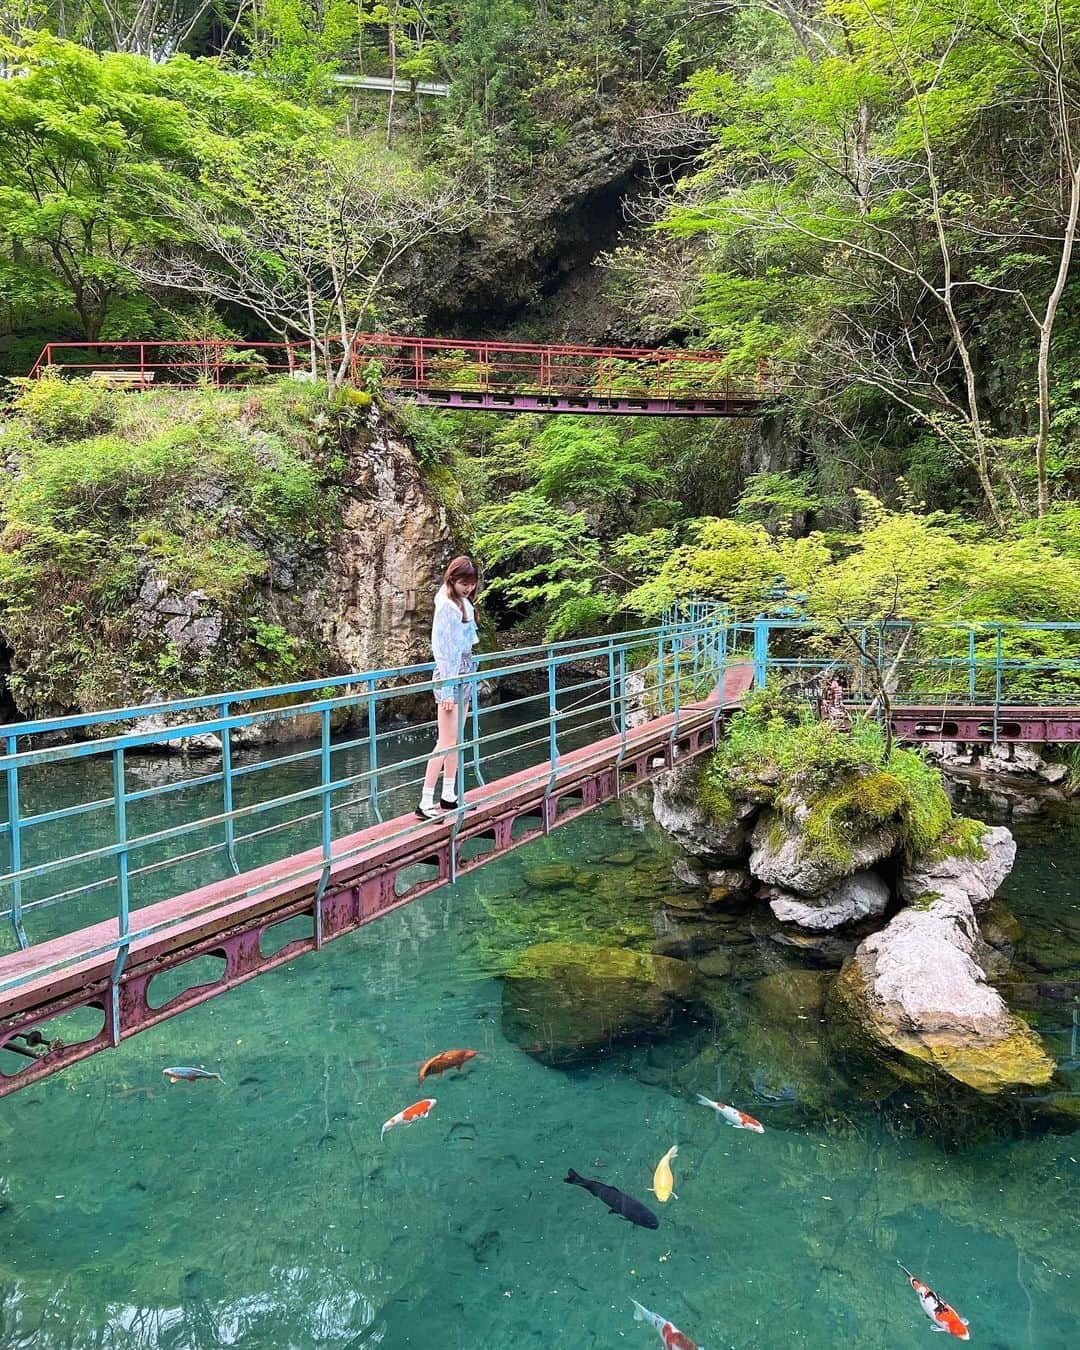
[501,942,695,1067]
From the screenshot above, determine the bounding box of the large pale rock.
[899,825,1015,913]
[501,942,695,1067]
[830,894,1054,1094]
[318,409,454,677]
[767,870,890,931]
[651,761,750,860]
[749,803,901,896]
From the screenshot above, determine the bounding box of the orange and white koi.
[695,1093,764,1133]
[650,1145,678,1202]
[899,1263,970,1340]
[418,1048,477,1083]
[380,1097,436,1140]
[631,1299,701,1350]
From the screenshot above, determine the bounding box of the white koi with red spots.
[380,1097,436,1140]
[899,1264,970,1339]
[631,1299,702,1350]
[695,1093,764,1133]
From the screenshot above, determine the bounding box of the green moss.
[698,764,737,825]
[925,816,989,863]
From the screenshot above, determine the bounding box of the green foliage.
[9,377,118,440]
[0,382,344,715]
[734,470,820,528]
[926,817,990,864]
[0,35,316,352]
[702,685,956,863]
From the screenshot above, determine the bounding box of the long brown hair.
[443,555,478,615]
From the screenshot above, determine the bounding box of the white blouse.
[432,589,478,701]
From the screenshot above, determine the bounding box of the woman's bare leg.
[422,702,458,796]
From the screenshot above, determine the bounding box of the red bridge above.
[28,336,781,417]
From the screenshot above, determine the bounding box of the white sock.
[420,786,436,808]
[442,775,457,802]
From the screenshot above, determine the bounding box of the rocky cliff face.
[320,409,454,676]
[0,385,455,727]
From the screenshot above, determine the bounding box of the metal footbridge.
[29,336,781,417]
[1,612,1078,1097]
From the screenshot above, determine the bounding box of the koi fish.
[418,1048,477,1083]
[899,1263,970,1340]
[695,1093,764,1133]
[564,1168,659,1229]
[650,1145,678,1203]
[381,1097,436,1140]
[631,1298,701,1350]
[162,1066,223,1084]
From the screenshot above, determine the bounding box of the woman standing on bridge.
[416,556,480,820]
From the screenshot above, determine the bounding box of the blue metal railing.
[740,616,1080,707]
[0,608,735,991]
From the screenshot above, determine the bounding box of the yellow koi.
[650,1144,678,1202]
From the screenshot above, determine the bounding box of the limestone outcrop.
[766,870,890,931]
[749,799,901,897]
[318,408,453,676]
[830,892,1055,1094]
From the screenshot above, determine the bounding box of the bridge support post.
[221,701,239,874]
[753,618,770,688]
[366,677,382,822]
[4,737,28,950]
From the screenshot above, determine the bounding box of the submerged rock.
[830,895,1054,1094]
[501,943,695,1067]
[766,870,890,931]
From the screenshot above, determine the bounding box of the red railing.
[25,336,781,410]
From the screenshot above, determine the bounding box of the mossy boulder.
[749,796,902,896]
[829,907,1055,1095]
[501,942,695,1067]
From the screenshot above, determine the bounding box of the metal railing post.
[5,737,28,950]
[968,628,976,703]
[656,630,666,713]
[110,747,130,1046]
[607,636,617,731]
[670,642,682,761]
[220,701,239,874]
[449,682,467,884]
[313,707,332,944]
[994,625,1003,743]
[753,617,770,688]
[366,676,382,822]
[543,649,558,830]
[614,644,628,794]
[470,668,485,786]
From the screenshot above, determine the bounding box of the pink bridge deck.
[0,664,755,1095]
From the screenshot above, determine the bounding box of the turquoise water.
[1,754,1079,1348]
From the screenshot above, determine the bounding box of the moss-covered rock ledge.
[0,378,453,724]
[651,688,1052,1095]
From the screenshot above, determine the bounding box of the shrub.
[12,376,117,440]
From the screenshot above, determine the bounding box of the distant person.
[821,673,850,730]
[416,556,480,820]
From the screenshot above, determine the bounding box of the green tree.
[0,35,313,342]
